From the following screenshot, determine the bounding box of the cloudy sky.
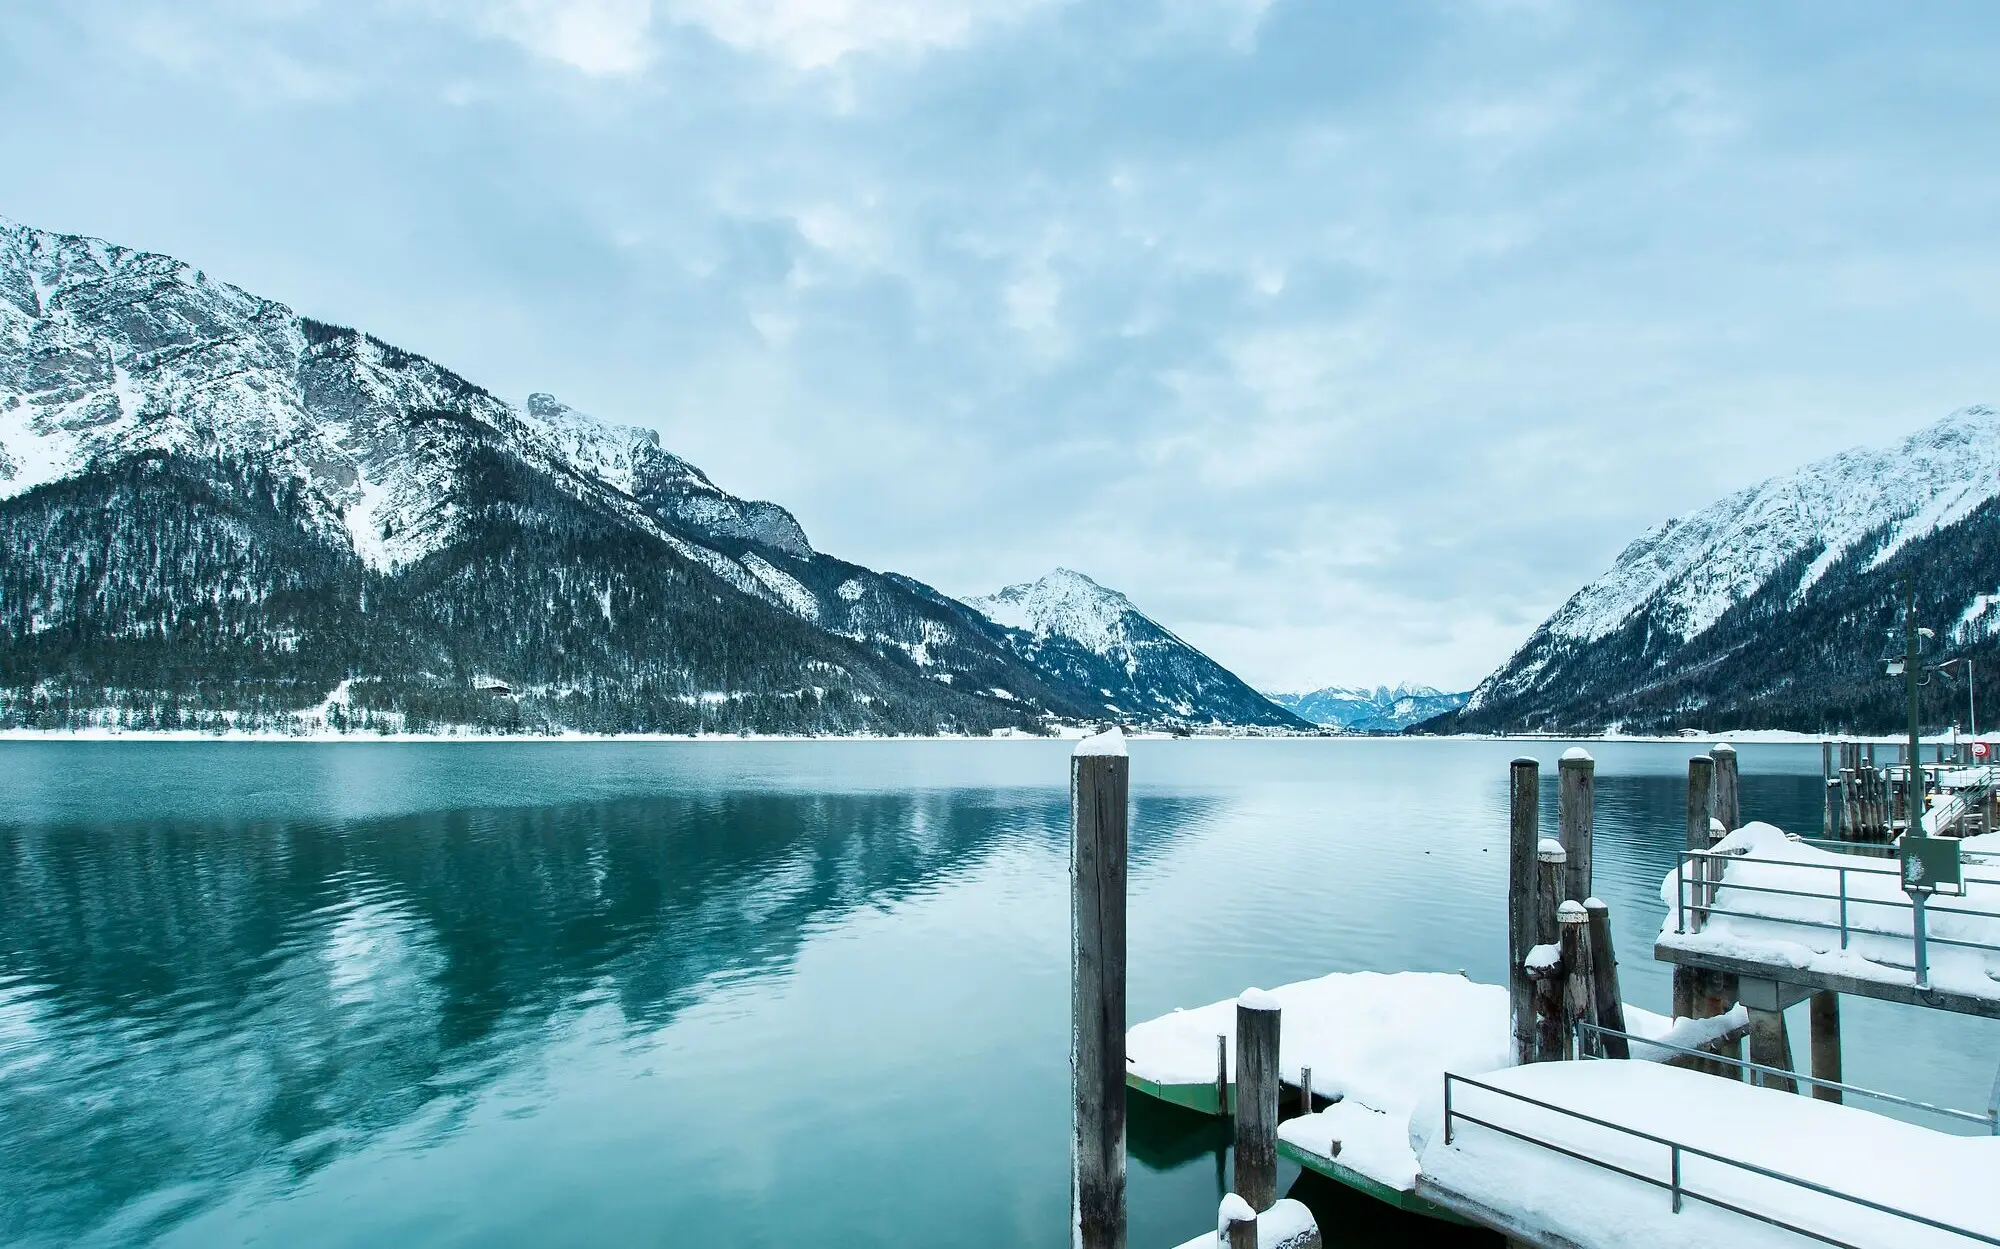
[5,1,1998,692]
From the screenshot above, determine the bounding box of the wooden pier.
[1076,737,2000,1248]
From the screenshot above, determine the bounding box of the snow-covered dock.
[1125,971,1671,1213]
[1413,1059,2000,1249]
[1657,822,2000,1017]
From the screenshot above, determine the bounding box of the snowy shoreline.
[0,727,1962,745]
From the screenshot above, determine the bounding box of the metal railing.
[1572,1020,1999,1135]
[1672,849,2000,989]
[1440,1071,2000,1247]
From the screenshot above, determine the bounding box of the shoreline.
[0,727,1978,745]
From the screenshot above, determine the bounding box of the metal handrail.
[1671,849,2000,987]
[1572,1020,2000,1133]
[1440,1071,2000,1247]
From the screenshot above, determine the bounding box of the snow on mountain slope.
[1547,406,2000,647]
[0,217,818,575]
[1268,684,1470,732]
[968,569,1308,728]
[1445,404,2000,733]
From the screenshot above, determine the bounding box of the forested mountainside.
[1268,684,1469,733]
[1425,407,2000,735]
[0,216,1292,735]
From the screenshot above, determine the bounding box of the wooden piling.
[1710,743,1740,833]
[1584,899,1628,1059]
[1234,990,1282,1212]
[1673,756,1714,1019]
[1559,748,1594,909]
[1071,731,1129,1249]
[1215,1034,1228,1118]
[1747,1008,1798,1094]
[1507,758,1540,1068]
[1533,840,1567,1062]
[1558,901,1591,1061]
[1809,991,1842,1104]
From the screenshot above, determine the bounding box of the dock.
[1066,736,2000,1249]
[1125,971,1671,1218]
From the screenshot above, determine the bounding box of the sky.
[5,1,2000,693]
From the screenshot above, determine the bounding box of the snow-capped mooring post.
[1234,989,1282,1212]
[1071,728,1128,1249]
[1507,757,1540,1067]
[1559,748,1595,906]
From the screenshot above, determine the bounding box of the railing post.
[1443,1076,1454,1146]
[1913,891,1931,991]
[1071,730,1128,1249]
[1838,869,1849,950]
[1670,1144,1682,1213]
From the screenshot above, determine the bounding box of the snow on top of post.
[1558,900,1588,924]
[1708,817,1727,839]
[1524,943,1562,972]
[1511,755,1539,766]
[1561,746,1594,762]
[1583,896,1607,911]
[1217,1193,1256,1225]
[1237,987,1281,1012]
[1711,742,1736,755]
[1537,838,1567,862]
[1074,727,1127,757]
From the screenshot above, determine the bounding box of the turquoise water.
[0,739,1993,1247]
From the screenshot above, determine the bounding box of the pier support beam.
[1071,731,1128,1249]
[1507,758,1540,1068]
[1585,899,1627,1059]
[1747,1008,1798,1094]
[1809,991,1842,1104]
[1234,990,1281,1212]
[1673,755,1714,1021]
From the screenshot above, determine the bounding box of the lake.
[1,739,1994,1247]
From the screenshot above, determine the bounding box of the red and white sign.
[1974,741,1990,760]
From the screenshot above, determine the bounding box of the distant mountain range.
[1266,684,1469,733]
[1426,406,2000,736]
[0,216,1307,736]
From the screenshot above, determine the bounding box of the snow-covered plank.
[1655,822,2000,1015]
[1126,971,1671,1198]
[1414,1060,2000,1249]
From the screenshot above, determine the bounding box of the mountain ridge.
[0,215,1292,735]
[1429,406,2000,735]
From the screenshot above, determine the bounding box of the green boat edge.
[1125,1073,1470,1226]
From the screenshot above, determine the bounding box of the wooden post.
[1558,901,1590,1060]
[1559,748,1594,909]
[1234,990,1281,1212]
[1710,743,1740,833]
[1747,1008,1798,1094]
[1215,1034,1228,1118]
[1825,778,1842,841]
[1533,840,1567,1062]
[1673,756,1714,1019]
[1809,991,1842,1104]
[1219,1195,1257,1249]
[1698,816,1743,1078]
[1072,730,1128,1249]
[1508,758,1540,1067]
[1585,899,1628,1059]
[1299,1065,1313,1115]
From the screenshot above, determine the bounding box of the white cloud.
[484,0,655,75]
[662,0,1055,68]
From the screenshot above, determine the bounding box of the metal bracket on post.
[1736,977,1813,1014]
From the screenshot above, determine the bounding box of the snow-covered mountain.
[966,569,1307,728]
[0,215,1286,735]
[1267,683,1469,733]
[1436,406,2000,735]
